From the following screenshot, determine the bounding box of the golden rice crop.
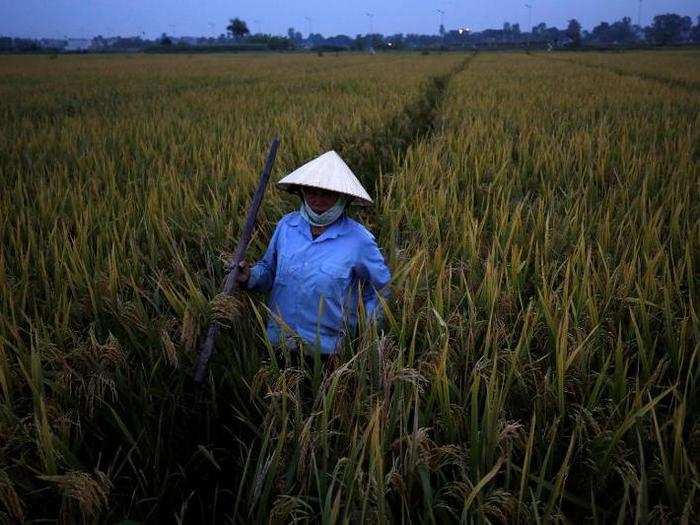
[0,50,698,523]
[559,49,700,88]
[377,51,698,522]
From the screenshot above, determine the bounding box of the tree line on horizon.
[2,13,699,53]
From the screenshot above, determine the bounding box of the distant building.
[65,38,91,51]
[40,38,67,50]
[633,26,646,41]
[176,36,199,46]
[557,35,574,47]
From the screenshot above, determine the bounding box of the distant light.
[388,42,393,46]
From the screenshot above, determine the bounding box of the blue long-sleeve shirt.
[246,211,391,354]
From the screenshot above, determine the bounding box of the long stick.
[193,137,280,386]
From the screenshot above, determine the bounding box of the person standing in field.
[236,150,391,362]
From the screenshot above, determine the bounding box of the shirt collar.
[289,212,348,241]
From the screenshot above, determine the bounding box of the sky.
[1,0,698,40]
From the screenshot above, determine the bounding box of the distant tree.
[532,22,547,35]
[353,34,365,51]
[590,18,637,44]
[591,21,611,42]
[385,33,406,49]
[502,22,512,42]
[512,23,521,35]
[160,33,172,46]
[227,18,250,40]
[92,35,107,48]
[308,32,324,47]
[692,16,700,43]
[287,27,296,41]
[566,19,582,47]
[646,13,692,44]
[324,34,354,48]
[13,38,39,51]
[614,17,637,42]
[439,24,446,36]
[543,27,563,44]
[247,34,293,50]
[111,36,147,50]
[287,27,300,48]
[361,33,384,48]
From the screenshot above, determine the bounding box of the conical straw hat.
[277,150,373,206]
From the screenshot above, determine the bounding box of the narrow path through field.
[331,54,475,193]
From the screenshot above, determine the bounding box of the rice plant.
[1,50,698,523]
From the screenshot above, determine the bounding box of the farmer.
[236,150,391,360]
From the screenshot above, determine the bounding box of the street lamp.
[436,9,445,34]
[365,12,374,34]
[524,4,532,35]
[637,0,643,28]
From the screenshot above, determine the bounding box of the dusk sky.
[2,1,698,39]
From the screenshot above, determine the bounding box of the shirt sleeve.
[246,219,283,293]
[355,235,392,322]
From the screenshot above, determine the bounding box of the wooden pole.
[193,137,280,386]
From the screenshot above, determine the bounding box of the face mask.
[299,190,347,227]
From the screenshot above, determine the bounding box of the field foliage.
[1,50,698,523]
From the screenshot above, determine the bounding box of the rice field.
[563,50,700,88]
[1,50,698,523]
